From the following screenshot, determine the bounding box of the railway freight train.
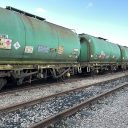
[0,6,128,89]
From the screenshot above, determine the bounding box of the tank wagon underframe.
[0,63,81,89]
[0,61,128,89]
[80,62,128,73]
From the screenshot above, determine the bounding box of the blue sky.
[0,0,128,46]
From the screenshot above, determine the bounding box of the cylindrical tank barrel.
[79,34,121,63]
[0,7,80,64]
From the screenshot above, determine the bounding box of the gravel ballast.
[54,86,128,128]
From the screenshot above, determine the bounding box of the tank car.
[119,46,128,69]
[0,6,80,89]
[79,34,122,73]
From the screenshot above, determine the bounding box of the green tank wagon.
[79,34,121,73]
[119,46,128,69]
[0,6,80,89]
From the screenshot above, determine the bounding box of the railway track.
[0,74,116,109]
[30,82,128,128]
[0,73,127,113]
[0,74,128,127]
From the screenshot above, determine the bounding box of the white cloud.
[86,2,93,8]
[33,7,47,17]
[34,7,47,15]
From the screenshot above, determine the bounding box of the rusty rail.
[30,82,128,128]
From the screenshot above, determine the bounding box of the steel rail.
[29,82,128,128]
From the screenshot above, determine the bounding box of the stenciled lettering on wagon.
[38,45,49,53]
[0,34,12,49]
[24,46,33,53]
